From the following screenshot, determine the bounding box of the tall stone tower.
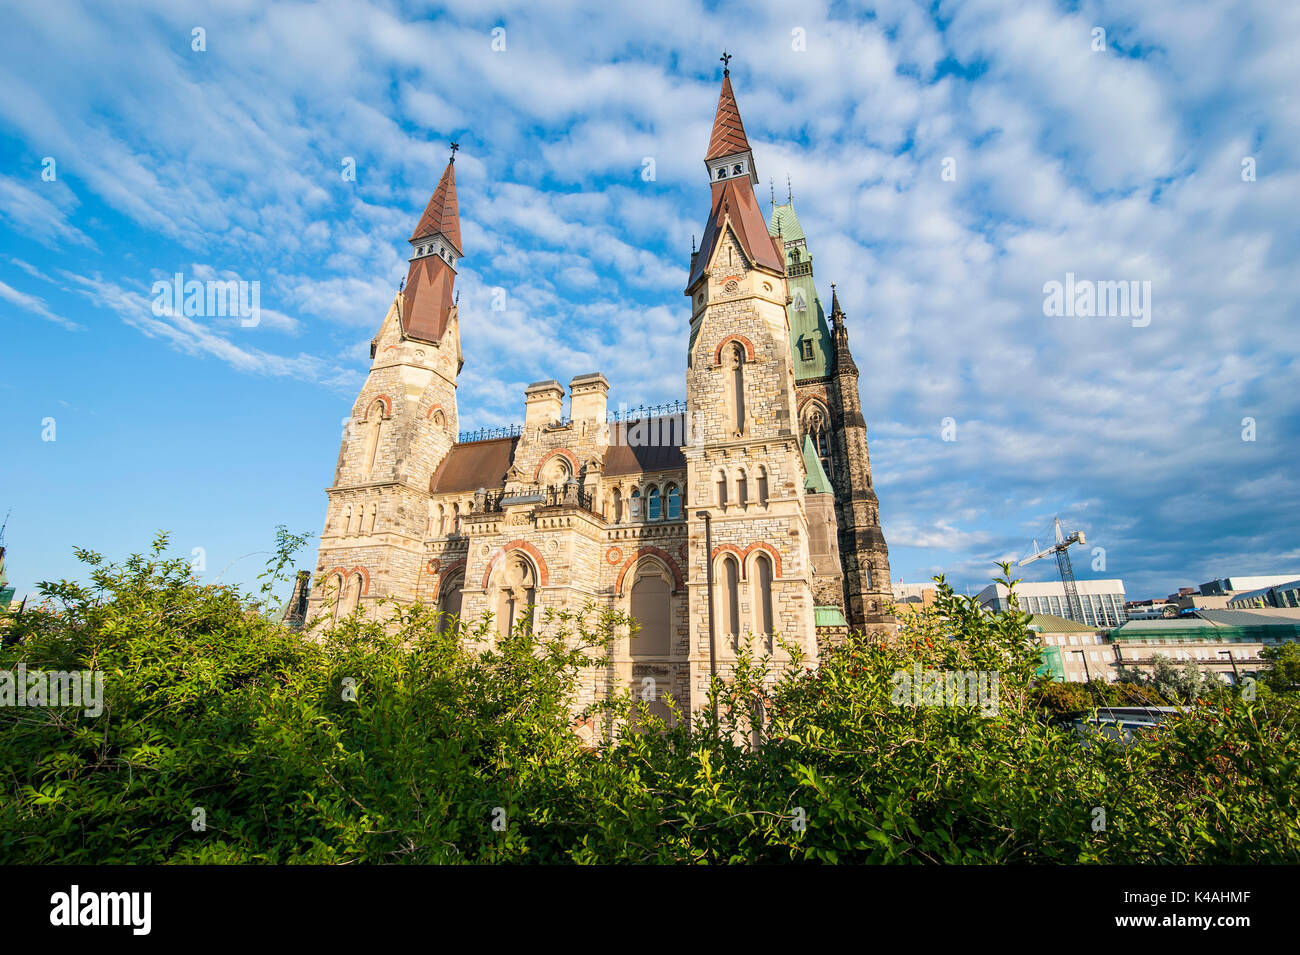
[684,62,820,692]
[826,288,893,626]
[307,149,465,621]
[769,198,894,628]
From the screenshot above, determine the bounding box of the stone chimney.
[524,380,565,428]
[569,372,609,423]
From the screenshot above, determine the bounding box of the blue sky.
[2,0,1298,606]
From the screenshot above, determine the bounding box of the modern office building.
[891,581,940,612]
[1109,612,1300,686]
[1030,614,1116,683]
[1199,574,1300,596]
[977,579,1128,629]
[1227,579,1300,610]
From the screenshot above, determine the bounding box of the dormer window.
[801,339,815,361]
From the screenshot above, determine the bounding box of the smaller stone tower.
[307,147,466,623]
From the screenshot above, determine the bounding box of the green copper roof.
[769,202,806,243]
[768,201,833,381]
[1027,613,1096,633]
[815,605,848,628]
[802,434,834,494]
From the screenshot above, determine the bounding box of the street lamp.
[1218,648,1240,684]
[1072,648,1093,684]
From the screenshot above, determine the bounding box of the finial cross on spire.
[449,141,460,163]
[720,50,732,75]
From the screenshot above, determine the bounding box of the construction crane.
[1018,517,1087,623]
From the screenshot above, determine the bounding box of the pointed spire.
[829,283,858,375]
[687,66,781,291]
[410,155,461,253]
[787,173,793,205]
[401,152,464,344]
[705,69,752,162]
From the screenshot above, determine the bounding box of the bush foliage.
[2,535,1297,864]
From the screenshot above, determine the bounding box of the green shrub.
[2,543,1297,864]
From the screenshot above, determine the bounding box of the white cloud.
[0,279,83,331]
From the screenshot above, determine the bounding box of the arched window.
[341,573,363,617]
[630,488,643,519]
[363,399,386,476]
[344,506,353,537]
[752,554,774,643]
[716,471,728,508]
[629,563,671,657]
[719,555,741,641]
[432,409,446,429]
[728,344,746,436]
[757,467,769,506]
[612,487,623,523]
[647,485,661,521]
[814,429,833,478]
[802,403,835,481]
[327,573,344,622]
[438,505,446,536]
[732,163,742,176]
[736,469,749,506]
[368,503,378,534]
[437,568,464,635]
[666,484,681,520]
[452,502,461,534]
[494,554,536,637]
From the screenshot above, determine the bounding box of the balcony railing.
[459,423,522,443]
[480,482,600,516]
[607,400,686,423]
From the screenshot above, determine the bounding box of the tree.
[1261,641,1300,692]
[3,547,1299,864]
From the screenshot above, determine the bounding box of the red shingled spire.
[401,150,462,343]
[686,66,782,291]
[410,156,461,253]
[705,73,752,162]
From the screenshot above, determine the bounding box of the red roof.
[401,255,456,343]
[401,158,463,343]
[687,177,786,290]
[705,74,751,161]
[603,417,688,476]
[410,159,461,253]
[429,437,519,494]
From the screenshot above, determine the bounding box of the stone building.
[305,66,895,723]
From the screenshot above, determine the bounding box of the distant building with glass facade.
[1227,579,1300,609]
[976,579,1128,629]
